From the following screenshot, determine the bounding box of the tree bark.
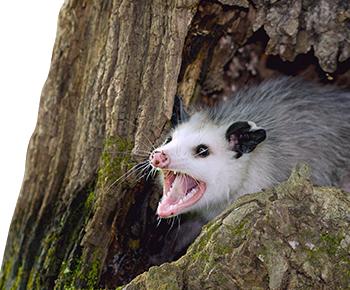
[124,166,350,290]
[1,0,350,289]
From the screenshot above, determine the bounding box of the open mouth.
[157,170,206,218]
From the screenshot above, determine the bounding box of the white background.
[0,1,64,266]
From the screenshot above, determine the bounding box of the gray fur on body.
[206,77,350,189]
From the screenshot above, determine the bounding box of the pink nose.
[150,150,170,168]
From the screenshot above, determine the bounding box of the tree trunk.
[1,0,350,289]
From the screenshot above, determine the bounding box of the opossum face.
[150,113,266,218]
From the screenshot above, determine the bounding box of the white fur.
[155,113,272,220]
[153,78,350,221]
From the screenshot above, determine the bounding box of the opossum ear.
[171,95,189,127]
[225,121,266,158]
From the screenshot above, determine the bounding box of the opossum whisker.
[134,162,152,180]
[129,148,154,153]
[135,164,154,182]
[175,215,181,238]
[132,149,154,156]
[146,166,159,181]
[103,150,149,159]
[145,170,153,181]
[151,167,158,178]
[133,166,149,180]
[193,149,209,158]
[103,160,150,194]
[105,148,153,155]
[156,216,162,228]
[167,217,176,234]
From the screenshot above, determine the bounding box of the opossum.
[149,77,350,221]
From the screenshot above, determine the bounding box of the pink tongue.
[182,174,197,193]
[158,172,206,217]
[167,174,196,202]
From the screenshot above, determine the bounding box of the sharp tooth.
[188,187,197,196]
[174,171,177,175]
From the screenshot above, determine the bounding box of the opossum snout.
[150,150,170,168]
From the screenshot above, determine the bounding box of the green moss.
[142,264,183,290]
[97,136,136,188]
[319,232,343,256]
[11,265,23,290]
[86,259,100,289]
[20,137,134,290]
[229,218,250,237]
[307,232,344,259]
[306,232,350,283]
[55,260,71,288]
[43,231,60,270]
[189,217,250,263]
[27,268,40,290]
[55,250,102,290]
[320,233,350,277]
[3,140,132,289]
[85,191,95,212]
[0,259,14,289]
[189,221,221,261]
[53,137,134,289]
[55,258,80,288]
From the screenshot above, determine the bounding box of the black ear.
[171,95,189,127]
[225,121,266,158]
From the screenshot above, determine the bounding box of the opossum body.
[149,78,350,221]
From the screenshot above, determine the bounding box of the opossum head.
[149,112,266,218]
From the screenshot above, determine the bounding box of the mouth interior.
[157,170,206,218]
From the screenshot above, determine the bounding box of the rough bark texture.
[1,0,350,289]
[1,0,199,289]
[123,166,350,290]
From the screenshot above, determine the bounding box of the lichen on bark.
[124,166,350,289]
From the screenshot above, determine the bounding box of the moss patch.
[54,136,136,289]
[0,259,14,289]
[11,265,23,290]
[84,191,96,215]
[306,232,350,283]
[97,136,135,188]
[55,252,101,290]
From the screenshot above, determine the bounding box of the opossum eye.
[164,136,172,145]
[195,144,209,157]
